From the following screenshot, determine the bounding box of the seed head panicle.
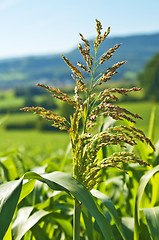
[21,19,155,190]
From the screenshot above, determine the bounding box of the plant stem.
[73,199,81,240]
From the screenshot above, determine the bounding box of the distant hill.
[0,32,159,89]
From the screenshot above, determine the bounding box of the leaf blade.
[142,207,159,240]
[91,189,126,240]
[0,178,23,240]
[134,165,159,240]
[24,171,115,240]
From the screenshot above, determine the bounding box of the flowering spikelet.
[97,71,117,85]
[77,61,90,73]
[108,61,127,72]
[79,33,90,47]
[98,152,150,171]
[71,74,87,92]
[78,43,93,70]
[94,19,103,48]
[99,44,121,65]
[37,83,76,106]
[101,26,111,41]
[94,19,110,49]
[62,55,85,79]
[97,61,126,86]
[21,107,70,131]
[21,19,155,190]
[105,87,142,95]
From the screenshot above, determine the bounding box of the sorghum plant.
[21,19,155,239]
[22,19,154,189]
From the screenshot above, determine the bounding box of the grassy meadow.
[0,91,158,153]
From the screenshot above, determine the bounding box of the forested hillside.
[0,32,159,89]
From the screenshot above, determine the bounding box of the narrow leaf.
[82,206,93,240]
[13,209,50,240]
[18,180,36,203]
[121,217,134,240]
[24,171,115,239]
[31,225,50,240]
[3,223,12,240]
[12,207,34,238]
[91,189,126,240]
[0,178,23,240]
[134,165,159,240]
[142,207,159,240]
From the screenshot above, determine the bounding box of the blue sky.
[0,0,159,59]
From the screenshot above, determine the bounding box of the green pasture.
[0,129,69,153]
[0,103,158,153]
[0,87,159,153]
[0,101,158,152]
[0,90,24,109]
[119,101,159,139]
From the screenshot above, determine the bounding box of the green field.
[0,101,158,153]
[119,101,159,138]
[0,88,159,153]
[0,129,69,153]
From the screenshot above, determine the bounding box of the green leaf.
[142,207,159,240]
[31,225,50,240]
[0,161,9,181]
[55,217,73,237]
[18,180,36,203]
[24,171,115,240]
[0,178,23,240]
[13,209,51,240]
[0,157,18,181]
[12,207,34,238]
[3,223,12,240]
[151,173,159,206]
[121,217,134,240]
[82,206,93,240]
[91,189,126,240]
[134,165,159,240]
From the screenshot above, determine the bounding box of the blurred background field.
[0,0,159,156]
[1,2,159,239]
[0,90,159,152]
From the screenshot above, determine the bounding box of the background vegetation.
[0,28,159,239]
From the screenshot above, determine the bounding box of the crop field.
[0,100,158,152]
[0,89,159,239]
[0,129,69,153]
[119,101,159,138]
